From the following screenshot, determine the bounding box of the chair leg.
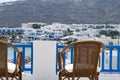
[68,77,70,80]
[11,77,13,80]
[18,72,22,80]
[59,72,62,80]
[96,75,98,80]
[72,76,74,80]
[94,75,98,80]
[72,78,74,80]
[96,73,99,80]
[63,77,70,80]
[0,77,4,80]
[89,76,94,80]
[76,77,80,80]
[6,77,9,80]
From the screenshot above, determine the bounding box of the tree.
[99,30,119,39]
[99,30,107,35]
[11,35,16,40]
[109,31,119,39]
[32,24,41,29]
[67,28,73,35]
[109,41,113,45]
[76,29,80,32]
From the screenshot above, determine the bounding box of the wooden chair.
[58,41,105,80]
[0,41,22,80]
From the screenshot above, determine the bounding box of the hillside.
[0,0,120,27]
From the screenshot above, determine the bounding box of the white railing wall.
[23,41,57,80]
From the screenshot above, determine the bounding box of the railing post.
[14,50,16,64]
[118,47,120,70]
[56,43,58,75]
[71,46,74,64]
[31,42,33,74]
[101,51,105,71]
[22,46,25,72]
[109,48,113,70]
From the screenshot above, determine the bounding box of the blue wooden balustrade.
[8,42,33,74]
[56,43,120,74]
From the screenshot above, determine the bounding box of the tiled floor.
[61,73,120,80]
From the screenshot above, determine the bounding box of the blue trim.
[22,46,25,72]
[101,51,104,71]
[118,47,120,70]
[31,42,33,74]
[56,43,58,75]
[56,43,66,74]
[109,48,112,70]
[14,50,16,64]
[71,46,74,64]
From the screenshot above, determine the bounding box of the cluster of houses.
[0,22,120,45]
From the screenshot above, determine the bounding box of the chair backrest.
[0,41,8,75]
[72,41,105,75]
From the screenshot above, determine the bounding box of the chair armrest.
[58,44,72,71]
[98,43,105,69]
[0,41,22,73]
[58,51,63,70]
[7,42,22,73]
[16,51,22,73]
[7,42,22,53]
[0,40,22,53]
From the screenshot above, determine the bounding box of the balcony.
[9,41,120,80]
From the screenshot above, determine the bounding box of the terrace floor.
[67,73,120,80]
[2,73,120,80]
[22,73,120,80]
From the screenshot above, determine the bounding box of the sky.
[0,0,17,3]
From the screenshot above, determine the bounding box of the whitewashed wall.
[23,41,57,80]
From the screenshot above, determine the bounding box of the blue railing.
[56,43,120,74]
[8,42,33,74]
[101,45,120,72]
